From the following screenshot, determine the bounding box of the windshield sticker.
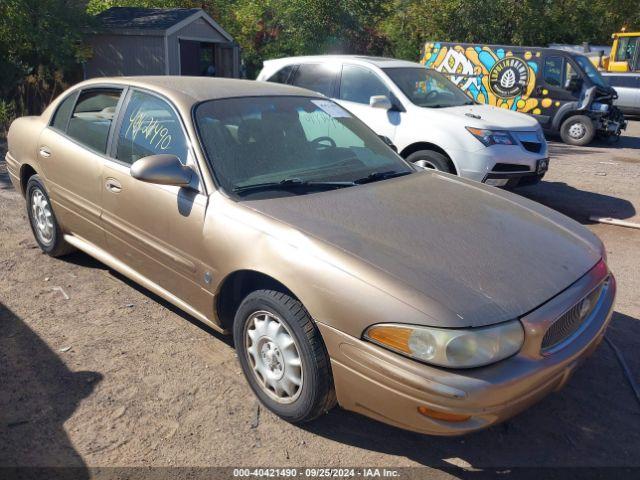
[311,100,351,118]
[125,108,172,150]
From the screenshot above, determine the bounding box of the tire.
[233,289,336,423]
[25,175,74,257]
[560,115,596,146]
[406,150,454,173]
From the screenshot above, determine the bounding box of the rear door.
[38,86,124,248]
[100,88,213,316]
[289,63,339,97]
[334,64,399,141]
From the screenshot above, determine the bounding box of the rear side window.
[543,57,564,87]
[267,65,296,84]
[50,93,78,132]
[67,88,122,153]
[116,90,188,165]
[290,64,338,97]
[339,65,390,104]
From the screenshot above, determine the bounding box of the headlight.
[591,102,609,112]
[364,320,524,368]
[466,127,515,146]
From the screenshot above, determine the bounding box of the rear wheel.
[26,175,74,257]
[560,115,595,146]
[233,289,336,423]
[406,150,454,173]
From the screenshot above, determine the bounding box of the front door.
[334,64,399,142]
[101,89,212,316]
[38,87,124,248]
[533,55,581,128]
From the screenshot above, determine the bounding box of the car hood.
[243,172,602,327]
[434,104,540,131]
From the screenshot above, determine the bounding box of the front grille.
[492,163,530,172]
[521,141,542,153]
[513,131,543,153]
[541,283,605,353]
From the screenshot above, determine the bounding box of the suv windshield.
[383,67,474,108]
[574,55,609,88]
[195,96,412,198]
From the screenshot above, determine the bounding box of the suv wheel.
[407,150,454,173]
[233,289,336,423]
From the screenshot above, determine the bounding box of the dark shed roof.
[95,7,200,31]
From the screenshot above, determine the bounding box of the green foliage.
[383,0,640,60]
[1,0,639,119]
[0,0,90,116]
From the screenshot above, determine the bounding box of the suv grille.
[492,163,530,172]
[521,141,542,153]
[513,131,543,153]
[541,283,605,353]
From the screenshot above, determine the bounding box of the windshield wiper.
[233,177,356,195]
[353,170,412,185]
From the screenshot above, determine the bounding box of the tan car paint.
[6,76,614,435]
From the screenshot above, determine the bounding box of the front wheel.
[406,150,454,173]
[233,289,336,423]
[560,115,596,146]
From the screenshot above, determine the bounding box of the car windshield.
[195,96,413,198]
[383,67,474,108]
[574,55,609,88]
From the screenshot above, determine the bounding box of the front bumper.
[483,158,548,188]
[318,261,614,436]
[449,142,549,184]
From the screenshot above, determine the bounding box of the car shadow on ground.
[516,180,636,223]
[300,311,640,472]
[0,303,101,476]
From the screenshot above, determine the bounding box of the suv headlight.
[364,320,524,368]
[466,127,515,146]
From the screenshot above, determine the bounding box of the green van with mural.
[421,42,626,145]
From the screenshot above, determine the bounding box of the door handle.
[39,147,51,158]
[105,178,122,193]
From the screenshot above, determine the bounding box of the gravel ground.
[1,122,639,477]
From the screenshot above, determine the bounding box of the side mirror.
[565,75,583,92]
[378,135,398,152]
[370,95,392,110]
[130,154,194,187]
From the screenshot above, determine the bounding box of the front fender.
[203,194,446,338]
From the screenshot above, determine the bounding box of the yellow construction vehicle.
[605,30,639,72]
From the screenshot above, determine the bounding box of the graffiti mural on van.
[421,43,544,114]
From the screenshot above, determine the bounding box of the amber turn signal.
[417,406,471,423]
[365,325,413,353]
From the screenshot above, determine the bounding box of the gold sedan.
[5,77,615,435]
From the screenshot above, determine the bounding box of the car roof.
[71,76,323,104]
[264,55,422,69]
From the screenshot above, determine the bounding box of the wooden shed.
[85,7,240,79]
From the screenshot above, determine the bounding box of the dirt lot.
[1,123,639,477]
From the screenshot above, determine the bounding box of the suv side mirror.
[131,154,194,187]
[565,75,583,92]
[370,95,393,110]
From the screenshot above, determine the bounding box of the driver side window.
[339,65,390,105]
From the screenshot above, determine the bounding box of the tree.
[0,0,90,114]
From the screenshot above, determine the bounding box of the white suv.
[258,55,549,187]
